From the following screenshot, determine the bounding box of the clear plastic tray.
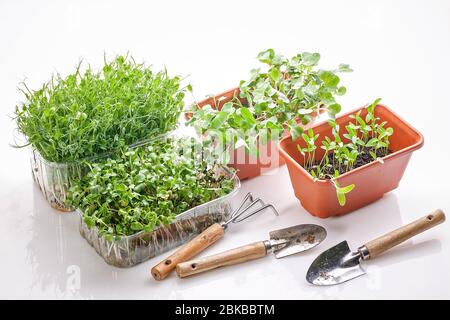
[30,149,88,212]
[77,165,240,267]
[29,132,179,212]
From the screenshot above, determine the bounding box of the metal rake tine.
[224,195,264,226]
[230,192,255,218]
[232,201,279,224]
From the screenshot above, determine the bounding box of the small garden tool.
[151,192,279,280]
[306,209,446,286]
[176,223,327,278]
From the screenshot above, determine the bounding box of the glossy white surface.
[1,0,449,299]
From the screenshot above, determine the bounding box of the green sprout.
[14,55,186,163]
[67,138,235,240]
[297,98,393,206]
[187,49,352,159]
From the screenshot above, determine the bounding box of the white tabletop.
[1,0,449,300]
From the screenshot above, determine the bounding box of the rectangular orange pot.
[193,88,318,180]
[278,104,424,218]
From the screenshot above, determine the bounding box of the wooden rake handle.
[151,223,225,280]
[176,241,268,278]
[363,209,446,259]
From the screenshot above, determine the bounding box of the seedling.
[67,138,235,240]
[187,49,352,159]
[14,55,186,163]
[298,99,393,206]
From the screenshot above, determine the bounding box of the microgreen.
[298,99,393,206]
[14,55,186,163]
[187,49,351,158]
[67,138,235,240]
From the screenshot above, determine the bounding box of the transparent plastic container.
[29,132,180,212]
[30,149,88,212]
[77,166,240,267]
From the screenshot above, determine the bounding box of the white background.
[1,0,449,299]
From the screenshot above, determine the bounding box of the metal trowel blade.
[269,224,327,259]
[306,241,366,286]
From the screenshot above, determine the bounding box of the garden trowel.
[306,209,445,286]
[176,224,327,278]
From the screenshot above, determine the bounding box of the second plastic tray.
[77,166,240,267]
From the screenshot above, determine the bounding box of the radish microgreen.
[68,138,235,240]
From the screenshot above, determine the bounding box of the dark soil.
[309,147,392,177]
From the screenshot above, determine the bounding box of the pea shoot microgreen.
[14,55,186,163]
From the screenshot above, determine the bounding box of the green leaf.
[339,184,355,194]
[221,102,234,113]
[131,221,144,231]
[328,119,337,129]
[209,111,228,129]
[319,70,340,87]
[134,183,146,193]
[337,191,346,206]
[257,49,275,64]
[367,98,382,114]
[84,216,95,228]
[269,68,281,82]
[335,183,355,206]
[303,83,318,96]
[365,138,378,147]
[302,52,321,66]
[337,86,347,96]
[277,91,290,103]
[337,64,353,73]
[295,88,305,100]
[328,103,341,115]
[239,107,257,125]
[301,133,309,142]
[300,114,312,125]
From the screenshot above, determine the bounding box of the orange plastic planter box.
[193,87,318,180]
[278,104,424,218]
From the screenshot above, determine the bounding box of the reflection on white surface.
[27,185,116,298]
[0,165,448,299]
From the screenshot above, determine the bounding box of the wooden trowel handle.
[151,223,225,280]
[176,241,268,278]
[362,209,445,259]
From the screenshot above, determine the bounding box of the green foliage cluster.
[187,49,351,156]
[298,99,393,206]
[67,138,235,240]
[15,55,185,162]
